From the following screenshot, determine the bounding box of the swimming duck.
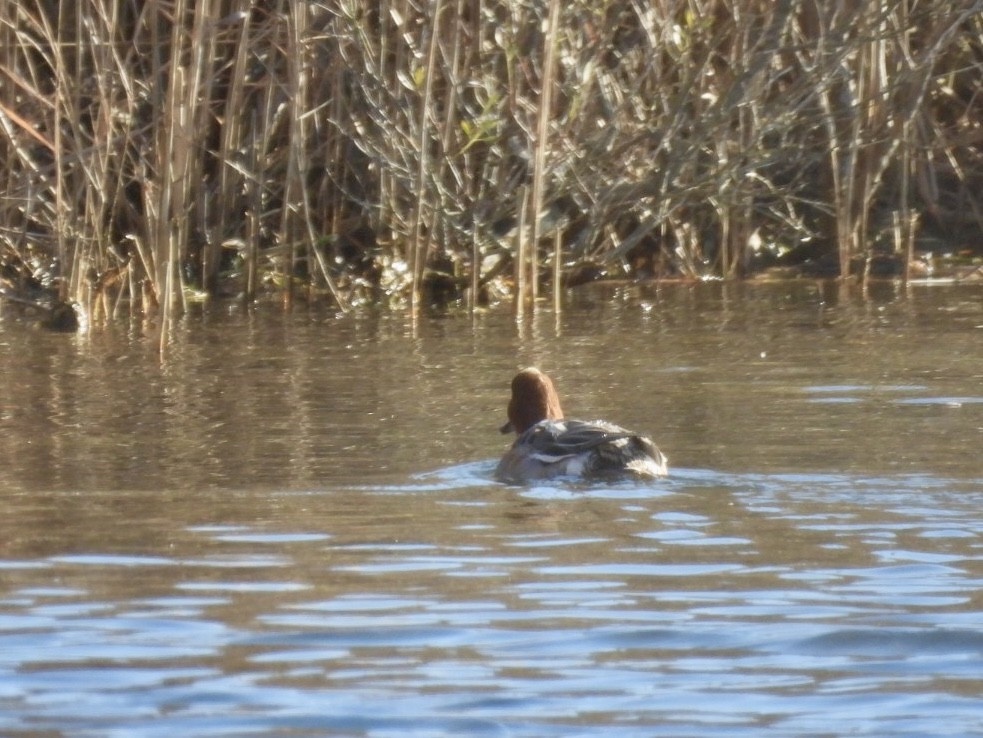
[495,367,668,483]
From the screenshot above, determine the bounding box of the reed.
[535,0,560,313]
[0,0,980,331]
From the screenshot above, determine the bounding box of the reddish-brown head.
[501,367,565,434]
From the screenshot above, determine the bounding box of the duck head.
[500,367,565,434]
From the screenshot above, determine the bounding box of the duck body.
[495,418,668,483]
[495,367,668,484]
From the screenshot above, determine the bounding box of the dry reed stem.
[410,0,443,316]
[0,0,980,326]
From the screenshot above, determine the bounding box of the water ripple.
[2,468,983,736]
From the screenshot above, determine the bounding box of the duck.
[495,367,668,483]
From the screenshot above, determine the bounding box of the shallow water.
[1,281,982,737]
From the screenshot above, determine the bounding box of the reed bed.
[0,0,980,329]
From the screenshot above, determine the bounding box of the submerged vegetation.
[0,0,981,330]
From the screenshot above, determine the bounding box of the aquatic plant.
[0,0,980,333]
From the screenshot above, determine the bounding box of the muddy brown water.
[1,280,981,736]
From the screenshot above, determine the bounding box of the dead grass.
[0,0,980,331]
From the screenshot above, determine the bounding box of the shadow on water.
[1,281,982,736]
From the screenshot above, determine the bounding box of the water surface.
[1,281,982,736]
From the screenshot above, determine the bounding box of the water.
[1,281,982,736]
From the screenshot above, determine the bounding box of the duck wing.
[516,419,633,456]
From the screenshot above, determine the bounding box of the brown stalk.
[409,0,444,317]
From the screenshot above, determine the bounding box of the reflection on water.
[1,282,982,736]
